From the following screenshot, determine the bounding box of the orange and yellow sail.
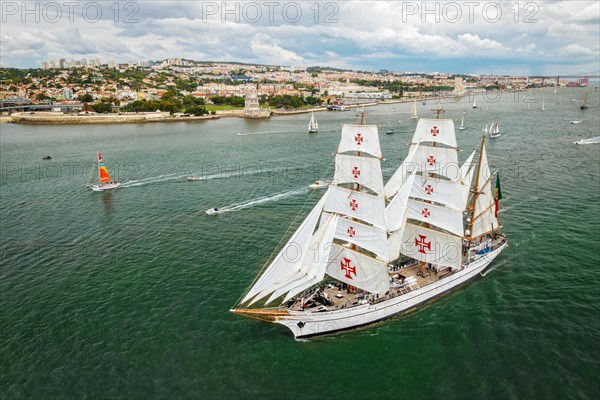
[97,152,111,183]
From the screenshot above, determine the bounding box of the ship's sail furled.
[471,142,499,238]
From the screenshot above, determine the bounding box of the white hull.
[91,182,121,191]
[274,243,507,338]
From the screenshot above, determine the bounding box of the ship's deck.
[286,235,507,313]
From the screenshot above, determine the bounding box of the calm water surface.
[1,88,599,399]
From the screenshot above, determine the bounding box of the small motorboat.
[205,208,221,215]
[188,176,205,181]
[570,120,583,124]
[309,180,328,189]
[386,129,395,135]
[43,155,52,160]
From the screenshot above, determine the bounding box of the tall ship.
[308,112,319,133]
[90,152,121,191]
[232,111,507,339]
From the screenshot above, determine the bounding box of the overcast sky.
[1,0,599,75]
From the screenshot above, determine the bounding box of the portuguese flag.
[494,172,502,217]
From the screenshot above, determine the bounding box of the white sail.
[401,223,462,269]
[471,142,498,238]
[334,154,384,195]
[460,113,465,129]
[325,244,390,295]
[323,185,386,230]
[406,199,464,237]
[410,176,463,211]
[265,214,339,304]
[384,144,419,199]
[308,112,318,132]
[385,170,417,232]
[411,118,458,148]
[386,170,417,261]
[338,124,382,158]
[410,144,460,180]
[322,213,389,262]
[242,194,328,304]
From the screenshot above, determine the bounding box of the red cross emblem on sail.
[354,133,364,145]
[340,257,357,279]
[422,208,431,218]
[351,166,361,179]
[427,156,436,166]
[430,126,440,136]
[425,184,434,195]
[347,226,356,238]
[415,234,431,254]
[349,199,359,211]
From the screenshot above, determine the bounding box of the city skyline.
[1,1,599,75]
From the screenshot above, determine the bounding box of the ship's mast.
[467,133,487,243]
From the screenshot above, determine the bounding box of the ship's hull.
[274,243,507,339]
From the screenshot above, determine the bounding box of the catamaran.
[232,110,507,339]
[308,112,319,133]
[489,118,501,138]
[458,112,466,130]
[411,99,419,120]
[90,152,121,191]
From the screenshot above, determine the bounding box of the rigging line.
[232,156,336,307]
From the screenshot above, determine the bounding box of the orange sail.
[97,152,111,183]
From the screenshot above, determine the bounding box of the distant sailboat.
[490,118,501,138]
[308,112,319,133]
[554,87,557,94]
[542,100,545,111]
[91,152,121,191]
[411,99,419,120]
[580,91,589,110]
[483,124,488,135]
[472,98,477,109]
[458,112,466,130]
[527,103,530,110]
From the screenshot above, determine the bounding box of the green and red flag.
[494,172,502,217]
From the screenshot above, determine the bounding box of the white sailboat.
[580,91,589,110]
[458,112,466,130]
[483,124,488,135]
[473,98,477,109]
[489,118,500,138]
[411,99,419,120]
[308,112,319,133]
[541,100,545,111]
[232,111,507,339]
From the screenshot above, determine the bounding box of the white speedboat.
[309,180,328,189]
[205,208,221,215]
[570,120,583,124]
[188,176,205,181]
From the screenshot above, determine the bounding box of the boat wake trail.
[210,187,309,214]
[574,136,600,145]
[120,172,187,188]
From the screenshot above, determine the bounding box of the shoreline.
[3,94,473,125]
